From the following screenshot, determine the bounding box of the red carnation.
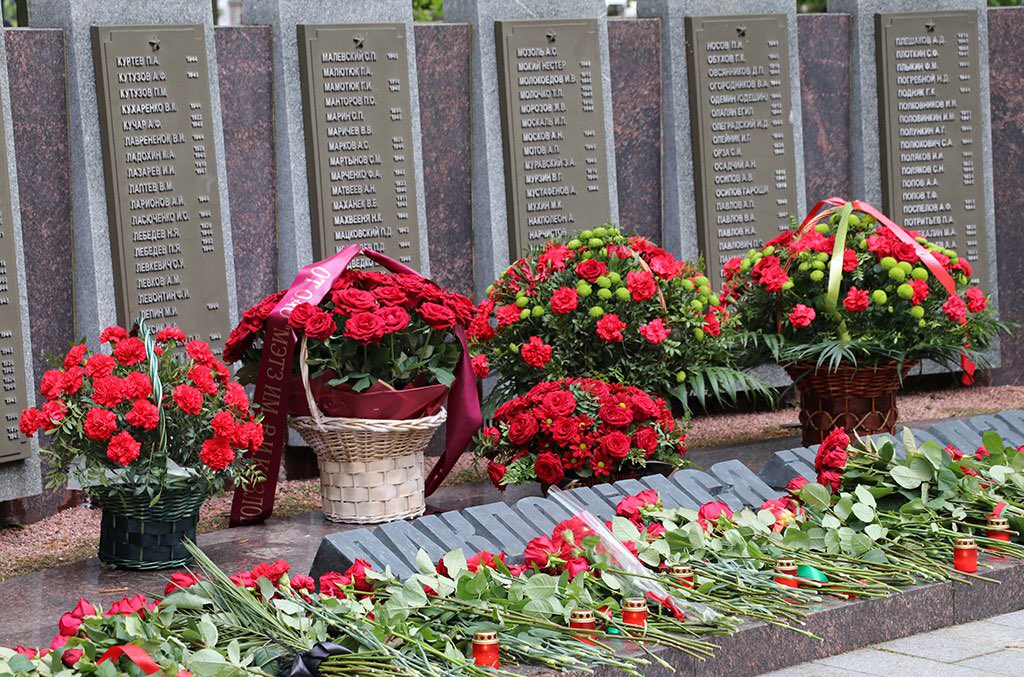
[85,353,116,378]
[344,312,386,344]
[910,278,929,306]
[318,571,351,598]
[186,340,215,365]
[471,353,489,378]
[200,436,235,471]
[521,336,552,368]
[966,287,987,313]
[106,431,141,466]
[639,318,670,344]
[18,407,46,437]
[550,286,579,314]
[649,253,684,279]
[625,270,657,301]
[112,337,146,366]
[98,326,128,344]
[842,249,859,272]
[39,369,64,400]
[156,327,187,343]
[41,400,67,429]
[304,309,336,341]
[419,302,457,330]
[84,408,118,441]
[173,384,203,415]
[211,410,238,440]
[123,371,153,400]
[788,304,816,328]
[495,304,521,327]
[596,313,626,342]
[63,344,87,370]
[943,295,967,324]
[92,375,125,408]
[843,287,869,312]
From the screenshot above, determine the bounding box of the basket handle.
[298,337,328,432]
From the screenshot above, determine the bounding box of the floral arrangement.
[223,270,474,415]
[7,423,1024,676]
[722,202,1003,370]
[469,226,767,409]
[473,377,688,488]
[18,325,261,499]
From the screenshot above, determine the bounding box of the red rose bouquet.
[722,201,1004,372]
[224,269,474,419]
[19,324,261,499]
[474,377,688,488]
[470,226,765,409]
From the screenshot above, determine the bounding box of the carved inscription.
[877,11,987,285]
[0,104,30,460]
[685,15,798,288]
[495,19,611,258]
[298,23,422,270]
[92,25,231,351]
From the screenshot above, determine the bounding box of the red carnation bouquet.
[474,377,688,488]
[224,269,474,419]
[19,324,261,500]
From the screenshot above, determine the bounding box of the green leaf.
[227,639,241,664]
[890,466,923,489]
[982,430,1004,456]
[783,528,811,549]
[799,481,832,509]
[189,648,228,672]
[852,502,875,523]
[854,484,876,508]
[821,514,842,530]
[865,523,887,541]
[902,428,918,458]
[523,573,559,601]
[909,456,935,482]
[416,549,436,575]
[442,549,468,578]
[833,495,853,521]
[611,516,642,544]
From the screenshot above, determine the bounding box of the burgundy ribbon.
[230,246,481,527]
[799,198,976,385]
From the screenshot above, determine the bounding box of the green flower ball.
[597,288,613,301]
[596,275,612,289]
[516,296,530,308]
[872,289,888,304]
[690,298,704,311]
[911,267,929,280]
[577,281,593,296]
[763,245,776,256]
[810,270,825,282]
[615,287,631,301]
[509,343,519,353]
[910,305,925,319]
[888,267,906,282]
[693,328,705,341]
[880,256,897,270]
[815,223,830,234]
[798,262,811,272]
[694,275,710,287]
[682,279,695,292]
[567,238,581,249]
[918,319,927,328]
[781,280,795,291]
[897,283,915,299]
[709,294,721,306]
[531,306,544,318]
[519,308,530,320]
[593,226,607,237]
[579,230,593,240]
[740,258,752,272]
[676,371,687,383]
[608,272,621,284]
[898,261,913,274]
[588,238,604,248]
[589,306,604,318]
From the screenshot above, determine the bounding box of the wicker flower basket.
[289,340,446,524]
[94,486,207,571]
[785,360,916,446]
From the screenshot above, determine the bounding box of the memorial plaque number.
[0,103,29,462]
[685,15,799,288]
[298,23,422,269]
[876,11,987,286]
[495,19,611,259]
[92,25,231,350]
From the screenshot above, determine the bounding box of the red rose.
[599,403,633,428]
[343,559,375,593]
[843,287,869,312]
[697,501,733,522]
[487,461,506,488]
[596,313,626,342]
[373,284,408,307]
[304,309,336,341]
[551,418,581,446]
[975,445,990,460]
[549,286,579,314]
[507,413,539,445]
[125,399,159,430]
[788,304,816,328]
[92,375,125,408]
[344,312,386,344]
[123,372,153,400]
[443,292,475,325]
[113,337,146,366]
[200,436,235,471]
[892,241,918,263]
[564,557,590,580]
[287,302,317,330]
[58,613,81,637]
[966,287,987,313]
[106,431,141,466]
[616,489,661,522]
[521,336,553,368]
[173,384,203,415]
[625,270,657,301]
[466,550,506,573]
[631,392,660,420]
[379,306,411,333]
[534,452,565,485]
[419,301,457,330]
[818,469,843,493]
[332,288,377,315]
[524,535,560,569]
[164,571,200,595]
[85,353,116,378]
[945,443,964,461]
[786,476,809,495]
[539,390,577,418]
[318,572,351,598]
[156,327,187,343]
[471,353,490,378]
[633,427,659,455]
[601,430,632,459]
[574,259,608,282]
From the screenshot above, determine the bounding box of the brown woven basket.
[785,360,915,446]
[289,339,446,524]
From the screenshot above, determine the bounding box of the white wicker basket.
[288,339,446,523]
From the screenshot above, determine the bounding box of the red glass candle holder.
[569,608,596,644]
[774,558,798,588]
[669,563,694,589]
[953,536,978,573]
[987,516,1011,543]
[622,597,648,627]
[472,630,500,668]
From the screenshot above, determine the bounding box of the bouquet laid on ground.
[7,426,1024,675]
[469,225,769,410]
[20,325,261,500]
[473,377,688,488]
[224,269,475,419]
[18,324,262,569]
[722,199,1003,373]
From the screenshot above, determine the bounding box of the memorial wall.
[1,7,1024,521]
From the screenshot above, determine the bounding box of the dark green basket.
[95,487,207,570]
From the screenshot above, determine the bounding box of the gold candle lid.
[669,563,693,576]
[987,516,1009,530]
[473,630,499,644]
[622,597,648,612]
[570,608,595,623]
[775,558,797,570]
[954,536,977,549]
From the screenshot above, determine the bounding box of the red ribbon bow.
[97,644,163,674]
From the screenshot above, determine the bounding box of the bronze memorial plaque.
[495,19,612,259]
[0,103,30,461]
[685,15,799,288]
[876,11,987,285]
[91,24,231,351]
[298,23,422,270]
